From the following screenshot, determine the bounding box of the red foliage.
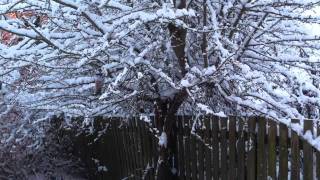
[0,11,46,45]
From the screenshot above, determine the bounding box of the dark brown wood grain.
[247,117,256,180]
[212,115,220,180]
[291,119,300,180]
[257,117,266,180]
[303,120,313,180]
[268,120,277,180]
[279,123,288,180]
[229,116,236,180]
[237,117,246,180]
[220,117,228,180]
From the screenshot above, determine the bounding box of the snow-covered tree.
[1,0,320,178]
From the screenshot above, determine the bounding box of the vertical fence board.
[220,117,228,180]
[146,120,155,180]
[172,116,179,179]
[130,118,137,177]
[317,121,320,180]
[291,119,300,180]
[152,129,158,180]
[107,120,114,179]
[139,119,149,179]
[151,116,158,180]
[303,120,313,180]
[103,121,114,178]
[145,122,152,175]
[212,115,219,180]
[145,121,153,180]
[137,118,145,178]
[115,119,124,178]
[101,120,111,179]
[104,119,110,178]
[108,120,116,178]
[112,119,120,179]
[184,116,191,180]
[247,117,256,180]
[257,117,266,180]
[130,118,138,177]
[129,120,136,179]
[112,119,121,179]
[198,137,205,180]
[191,131,197,179]
[279,123,288,180]
[177,116,185,178]
[120,120,127,179]
[204,116,212,180]
[268,120,277,180]
[229,116,236,180]
[125,119,131,177]
[119,120,126,178]
[189,117,197,179]
[237,117,245,180]
[106,119,115,179]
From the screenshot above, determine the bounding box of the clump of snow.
[137,72,144,79]
[203,66,216,76]
[196,103,227,117]
[158,132,167,148]
[97,166,108,172]
[140,115,151,123]
[180,79,192,87]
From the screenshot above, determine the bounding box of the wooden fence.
[71,116,320,180]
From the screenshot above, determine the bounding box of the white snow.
[197,103,227,117]
[158,132,167,148]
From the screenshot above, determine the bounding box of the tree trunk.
[155,1,188,179]
[155,90,187,180]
